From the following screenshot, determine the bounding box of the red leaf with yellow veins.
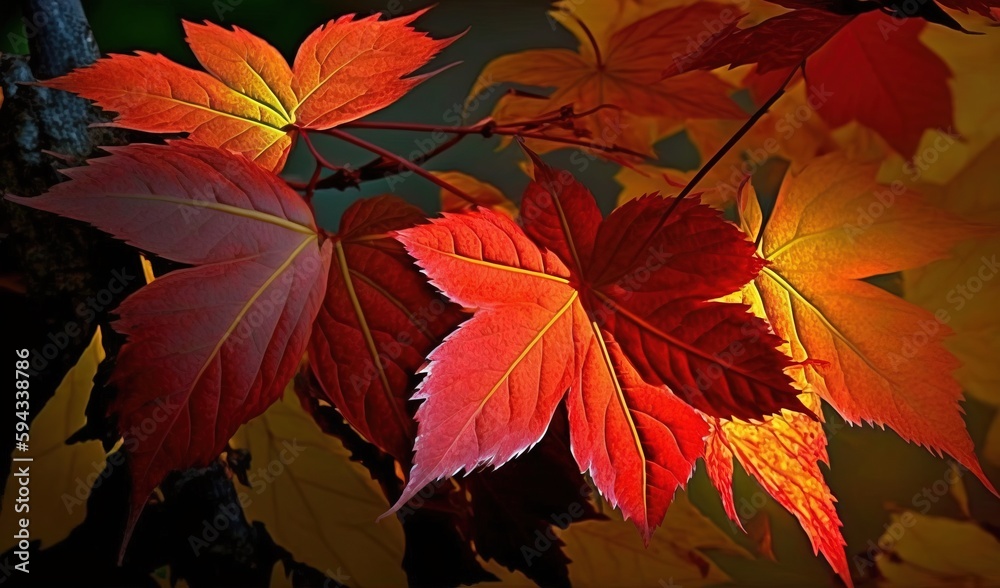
[42,10,454,172]
[384,151,802,540]
[7,143,332,549]
[308,195,464,464]
[737,155,997,496]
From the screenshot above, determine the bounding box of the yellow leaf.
[903,139,1000,464]
[151,567,190,588]
[706,389,849,586]
[711,278,848,582]
[718,153,999,585]
[432,171,518,218]
[614,164,731,211]
[474,560,534,587]
[140,254,156,284]
[269,561,293,588]
[875,512,1000,586]
[551,0,785,47]
[0,329,106,550]
[614,79,837,209]
[559,493,749,587]
[230,389,405,588]
[949,463,971,519]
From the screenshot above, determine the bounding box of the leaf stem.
[673,63,801,206]
[322,128,478,205]
[337,108,647,160]
[569,14,603,70]
[297,130,346,173]
[496,103,621,131]
[336,120,475,134]
[520,130,647,160]
[615,63,802,275]
[304,162,322,202]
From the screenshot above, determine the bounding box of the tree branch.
[0,0,144,491]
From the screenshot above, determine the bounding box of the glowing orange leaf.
[735,156,997,496]
[43,10,454,172]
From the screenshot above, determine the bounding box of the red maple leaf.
[384,150,803,539]
[673,4,956,157]
[7,143,333,549]
[308,195,464,464]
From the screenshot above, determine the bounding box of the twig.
[616,63,803,276]
[671,64,801,209]
[303,162,322,202]
[322,128,478,204]
[517,130,647,160]
[297,130,346,172]
[493,103,621,131]
[337,114,648,159]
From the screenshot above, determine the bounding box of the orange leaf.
[43,10,454,172]
[736,156,997,492]
[290,10,455,129]
[706,391,849,586]
[469,3,744,157]
[431,171,517,218]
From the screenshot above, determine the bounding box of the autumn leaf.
[42,10,455,171]
[705,388,849,586]
[139,255,156,284]
[558,493,750,587]
[735,154,996,500]
[873,511,1000,586]
[230,385,406,588]
[385,150,802,540]
[676,7,955,157]
[7,142,333,550]
[858,20,1000,183]
[671,8,849,76]
[811,13,954,159]
[744,511,778,562]
[151,566,191,588]
[468,2,745,157]
[702,209,850,586]
[936,0,1000,18]
[269,562,293,588]
[432,171,517,218]
[308,195,463,463]
[613,165,701,208]
[0,329,106,550]
[295,373,503,586]
[904,140,1000,465]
